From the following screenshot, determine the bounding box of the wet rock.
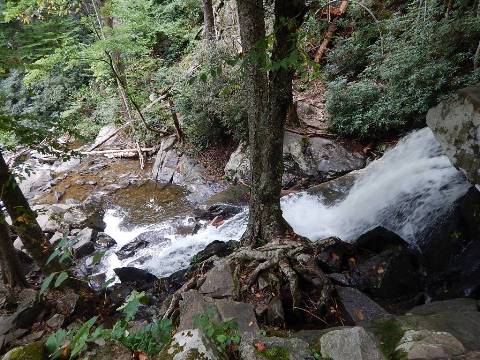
[426,85,480,185]
[192,240,238,264]
[157,269,187,302]
[315,237,359,273]
[158,329,228,360]
[352,249,423,301]
[395,329,466,359]
[207,203,243,220]
[114,267,158,290]
[115,234,153,260]
[354,226,409,253]
[199,262,235,298]
[206,184,250,206]
[95,232,116,248]
[336,287,388,324]
[72,237,95,259]
[307,170,359,205]
[225,133,366,185]
[62,205,105,231]
[420,187,480,298]
[1,341,45,360]
[320,326,384,360]
[239,336,311,360]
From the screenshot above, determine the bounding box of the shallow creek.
[98,128,470,280]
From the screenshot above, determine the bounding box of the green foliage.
[45,290,173,358]
[193,306,241,349]
[325,0,480,138]
[174,43,248,149]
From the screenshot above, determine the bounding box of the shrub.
[325,0,480,139]
[173,43,248,149]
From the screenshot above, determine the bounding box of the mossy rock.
[2,342,46,360]
[206,185,249,206]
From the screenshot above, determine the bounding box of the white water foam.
[100,128,470,278]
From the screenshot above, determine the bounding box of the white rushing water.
[100,128,470,278]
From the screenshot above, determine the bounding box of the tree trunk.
[203,0,215,41]
[0,211,28,287]
[237,0,305,247]
[0,152,62,273]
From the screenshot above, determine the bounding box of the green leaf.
[216,334,227,344]
[40,273,56,295]
[46,249,60,265]
[54,271,69,287]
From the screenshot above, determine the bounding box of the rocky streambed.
[3,98,480,358]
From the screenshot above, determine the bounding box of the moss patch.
[256,346,290,360]
[369,318,405,358]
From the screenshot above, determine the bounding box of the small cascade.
[100,128,471,278]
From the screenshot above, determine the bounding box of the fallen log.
[81,147,155,155]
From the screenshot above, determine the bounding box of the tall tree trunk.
[0,211,28,287]
[203,0,215,41]
[237,0,305,247]
[0,152,62,273]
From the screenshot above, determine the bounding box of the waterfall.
[101,128,471,278]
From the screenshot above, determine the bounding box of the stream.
[98,127,471,279]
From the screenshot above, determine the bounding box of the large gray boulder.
[320,326,384,360]
[225,133,365,185]
[427,85,480,186]
[395,329,466,359]
[152,136,212,201]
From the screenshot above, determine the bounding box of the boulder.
[62,205,105,231]
[336,287,388,324]
[72,237,95,259]
[113,267,158,290]
[426,85,480,185]
[408,298,478,316]
[395,330,466,359]
[157,269,187,302]
[178,290,259,335]
[48,232,64,245]
[90,124,120,149]
[398,311,480,351]
[315,237,359,273]
[199,262,235,298]
[116,232,168,260]
[207,204,243,220]
[354,227,409,254]
[239,336,311,360]
[320,326,384,360]
[206,185,250,206]
[19,166,53,200]
[419,187,480,298]
[152,136,211,200]
[352,249,423,301]
[307,170,359,205]
[225,133,365,185]
[1,341,45,360]
[158,329,228,360]
[95,232,117,248]
[192,240,238,265]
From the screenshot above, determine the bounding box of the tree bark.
[0,211,28,287]
[0,151,62,273]
[203,0,216,41]
[237,0,305,247]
